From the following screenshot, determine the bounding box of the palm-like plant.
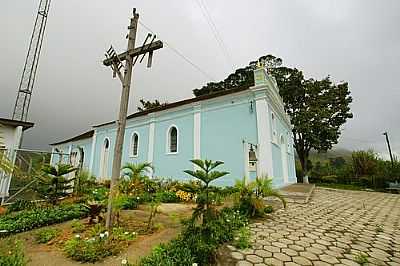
[254,177,286,208]
[35,164,77,204]
[120,162,153,194]
[234,176,286,218]
[184,159,229,224]
[122,162,153,181]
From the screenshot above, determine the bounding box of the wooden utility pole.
[383,132,394,167]
[103,9,163,230]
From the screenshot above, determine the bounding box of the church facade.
[50,67,296,187]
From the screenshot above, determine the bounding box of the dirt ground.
[3,203,194,266]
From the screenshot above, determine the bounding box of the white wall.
[0,124,18,149]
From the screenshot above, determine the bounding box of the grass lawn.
[315,182,368,191]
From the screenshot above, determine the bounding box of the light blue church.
[50,67,296,187]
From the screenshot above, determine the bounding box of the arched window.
[271,112,277,142]
[100,138,110,178]
[167,126,178,153]
[104,138,110,150]
[131,132,139,157]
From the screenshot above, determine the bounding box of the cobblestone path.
[229,188,400,266]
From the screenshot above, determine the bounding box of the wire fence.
[0,148,69,204]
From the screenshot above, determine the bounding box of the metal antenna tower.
[12,0,51,122]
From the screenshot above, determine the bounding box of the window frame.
[166,125,179,154]
[271,112,278,143]
[130,132,139,158]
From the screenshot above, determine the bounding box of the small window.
[168,126,178,153]
[131,132,139,157]
[104,138,110,150]
[271,112,277,141]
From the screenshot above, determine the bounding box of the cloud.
[1,0,399,157]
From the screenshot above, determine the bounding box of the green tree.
[183,159,229,224]
[35,164,77,204]
[193,54,353,183]
[137,99,167,112]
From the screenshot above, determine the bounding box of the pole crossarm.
[103,40,163,66]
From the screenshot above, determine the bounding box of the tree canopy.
[193,55,353,182]
[137,99,167,112]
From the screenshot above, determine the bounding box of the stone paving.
[228,188,400,266]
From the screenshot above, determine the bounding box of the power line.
[194,0,234,70]
[138,20,215,81]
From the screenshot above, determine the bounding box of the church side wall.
[152,108,194,180]
[200,95,258,186]
[92,128,116,178]
[51,138,92,170]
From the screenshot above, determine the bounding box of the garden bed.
[0,203,194,266]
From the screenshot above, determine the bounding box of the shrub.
[139,241,195,266]
[136,192,153,203]
[89,187,109,202]
[0,204,88,236]
[264,205,274,213]
[155,191,180,203]
[6,199,36,214]
[233,226,251,249]
[0,238,26,266]
[321,175,337,183]
[114,194,139,210]
[139,207,248,265]
[352,150,378,177]
[64,236,120,263]
[234,177,285,218]
[70,219,85,233]
[64,226,136,263]
[74,170,97,197]
[34,228,59,244]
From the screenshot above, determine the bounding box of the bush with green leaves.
[0,204,88,236]
[0,238,26,266]
[34,163,77,204]
[155,191,180,203]
[234,177,286,218]
[114,194,139,210]
[34,228,59,244]
[74,170,97,197]
[64,236,120,263]
[139,160,249,265]
[233,226,251,249]
[139,240,195,266]
[70,219,85,233]
[6,199,37,214]
[139,207,248,265]
[64,226,136,263]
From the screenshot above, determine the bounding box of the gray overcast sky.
[1,0,399,158]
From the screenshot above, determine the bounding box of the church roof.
[50,130,94,146]
[93,85,250,128]
[49,85,250,146]
[0,117,34,131]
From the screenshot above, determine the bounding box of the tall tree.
[193,55,353,183]
[137,99,167,111]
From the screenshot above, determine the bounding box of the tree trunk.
[298,152,309,184]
